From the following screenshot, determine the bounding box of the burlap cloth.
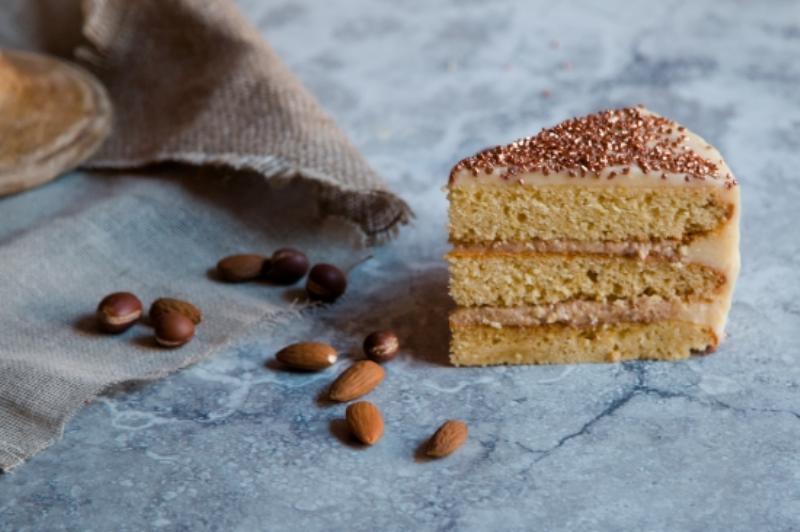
[0,0,411,471]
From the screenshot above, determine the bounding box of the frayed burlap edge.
[76,0,413,245]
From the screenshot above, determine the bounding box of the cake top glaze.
[449,106,737,188]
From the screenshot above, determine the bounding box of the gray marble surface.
[2,0,800,530]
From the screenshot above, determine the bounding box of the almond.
[150,297,202,325]
[275,342,337,371]
[345,401,384,445]
[426,420,468,458]
[328,360,384,402]
[217,254,267,282]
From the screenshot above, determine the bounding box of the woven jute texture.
[0,0,410,471]
[78,0,411,242]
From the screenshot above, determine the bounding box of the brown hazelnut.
[154,313,195,348]
[97,292,143,333]
[363,330,399,363]
[217,254,267,282]
[149,297,202,325]
[267,247,309,285]
[306,263,347,303]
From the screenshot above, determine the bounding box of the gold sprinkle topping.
[450,107,735,186]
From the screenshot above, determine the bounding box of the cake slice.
[447,106,740,366]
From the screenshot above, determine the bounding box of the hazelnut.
[149,297,202,325]
[154,313,195,348]
[363,330,399,363]
[306,263,347,303]
[217,254,267,282]
[97,292,143,333]
[267,247,309,285]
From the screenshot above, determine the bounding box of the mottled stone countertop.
[1,0,799,530]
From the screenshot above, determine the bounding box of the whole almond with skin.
[427,420,468,458]
[345,401,384,445]
[275,342,337,371]
[150,297,202,325]
[329,360,384,402]
[217,254,267,282]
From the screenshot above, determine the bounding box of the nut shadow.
[344,345,365,361]
[130,335,163,351]
[315,386,337,409]
[263,358,284,372]
[72,313,100,336]
[413,438,435,463]
[328,419,367,450]
[206,267,225,284]
[101,379,151,398]
[281,287,309,304]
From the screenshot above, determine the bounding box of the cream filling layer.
[450,297,721,342]
[450,208,738,274]
[452,238,687,261]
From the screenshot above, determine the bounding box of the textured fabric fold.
[77,0,412,242]
[0,173,362,471]
[0,0,412,472]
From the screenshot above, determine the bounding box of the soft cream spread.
[452,239,687,261]
[450,296,723,340]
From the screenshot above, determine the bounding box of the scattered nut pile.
[216,248,348,302]
[274,331,468,458]
[94,247,468,460]
[94,247,349,347]
[96,292,200,347]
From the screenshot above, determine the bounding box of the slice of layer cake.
[447,106,740,366]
